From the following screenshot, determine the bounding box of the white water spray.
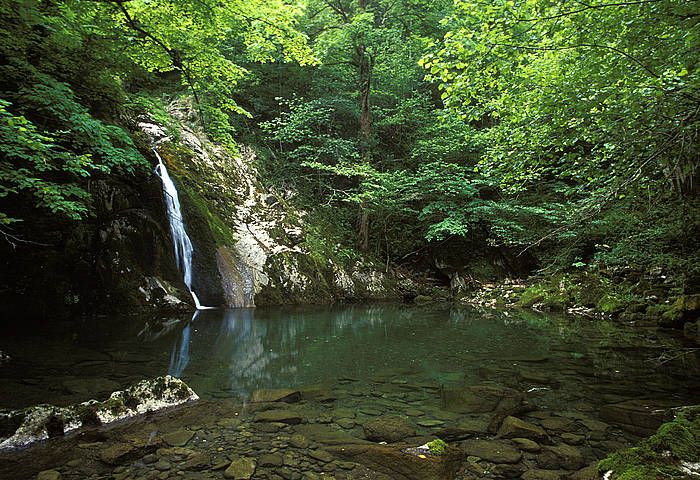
[155,150,214,310]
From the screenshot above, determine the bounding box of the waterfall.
[154,149,213,310]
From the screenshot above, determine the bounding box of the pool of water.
[0,304,698,413]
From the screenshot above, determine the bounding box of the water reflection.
[162,305,699,404]
[1,305,697,410]
[168,311,198,377]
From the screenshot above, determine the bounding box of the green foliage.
[0,0,315,230]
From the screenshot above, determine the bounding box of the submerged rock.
[250,388,301,403]
[599,399,675,435]
[328,442,463,480]
[460,439,522,464]
[36,470,62,480]
[0,376,198,450]
[497,415,550,442]
[363,415,416,443]
[440,385,529,415]
[224,457,256,479]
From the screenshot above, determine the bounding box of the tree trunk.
[356,42,372,251]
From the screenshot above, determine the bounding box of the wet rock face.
[0,171,189,318]
[0,376,198,450]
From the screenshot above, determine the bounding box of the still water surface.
[0,305,698,413]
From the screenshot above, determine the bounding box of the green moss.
[597,293,625,314]
[426,438,448,456]
[598,408,700,479]
[519,285,546,307]
[178,185,235,247]
[517,283,568,310]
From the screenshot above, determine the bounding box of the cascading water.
[154,149,213,310]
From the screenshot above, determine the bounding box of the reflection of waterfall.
[154,149,213,310]
[168,311,199,377]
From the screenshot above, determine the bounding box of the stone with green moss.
[598,407,700,479]
[426,438,448,456]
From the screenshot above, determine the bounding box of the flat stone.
[259,453,284,467]
[337,418,355,429]
[497,416,549,442]
[405,409,424,417]
[99,441,153,465]
[289,434,309,449]
[182,452,210,471]
[309,449,334,463]
[461,439,522,464]
[522,469,561,480]
[561,433,585,445]
[327,443,464,480]
[569,465,599,480]
[162,429,194,447]
[250,389,301,403]
[254,409,303,425]
[579,418,610,432]
[537,445,585,471]
[224,457,257,479]
[599,399,674,435]
[363,416,416,443]
[37,470,62,480]
[295,424,371,446]
[416,419,445,428]
[434,427,474,442]
[441,385,528,415]
[333,408,356,420]
[154,460,171,471]
[541,417,576,432]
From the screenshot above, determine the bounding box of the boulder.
[363,416,416,443]
[0,376,197,450]
[497,416,550,443]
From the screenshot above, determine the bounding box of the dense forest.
[0,0,699,478]
[1,0,698,311]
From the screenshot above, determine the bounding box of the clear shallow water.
[0,305,698,413]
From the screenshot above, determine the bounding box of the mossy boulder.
[599,407,700,479]
[659,294,700,328]
[518,284,569,310]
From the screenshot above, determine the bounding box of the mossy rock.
[518,284,568,310]
[597,293,626,314]
[518,286,547,308]
[659,295,700,328]
[598,407,700,479]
